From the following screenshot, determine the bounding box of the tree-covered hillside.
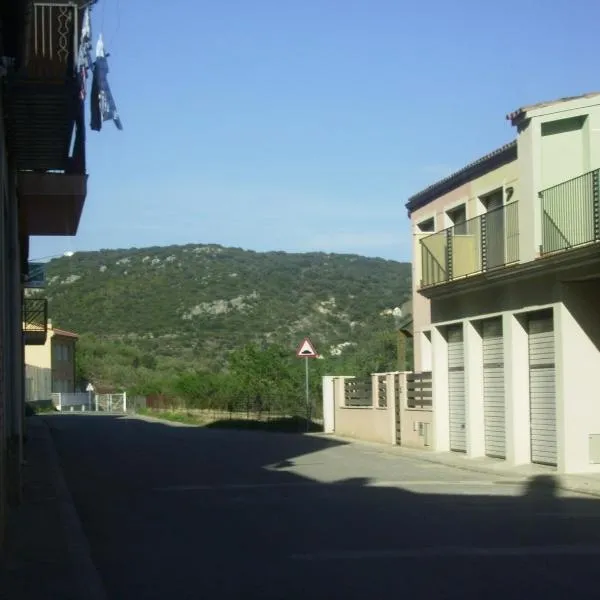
[36,243,412,390]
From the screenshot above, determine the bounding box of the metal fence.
[51,392,127,413]
[540,168,600,254]
[144,393,323,427]
[420,202,519,287]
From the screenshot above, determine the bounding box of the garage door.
[482,318,505,458]
[528,311,557,466]
[448,325,466,452]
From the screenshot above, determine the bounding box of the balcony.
[4,2,87,173]
[23,298,49,346]
[540,169,600,256]
[420,202,520,288]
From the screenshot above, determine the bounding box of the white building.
[408,92,600,474]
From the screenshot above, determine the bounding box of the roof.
[506,91,600,125]
[52,328,79,340]
[405,141,517,214]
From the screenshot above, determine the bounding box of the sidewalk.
[0,417,106,600]
[313,433,600,498]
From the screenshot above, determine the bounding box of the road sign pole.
[305,356,310,432]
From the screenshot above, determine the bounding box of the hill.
[37,243,412,390]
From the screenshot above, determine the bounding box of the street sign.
[86,383,94,392]
[296,338,319,432]
[296,337,318,358]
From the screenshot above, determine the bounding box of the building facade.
[1,0,97,546]
[25,321,78,402]
[408,92,600,474]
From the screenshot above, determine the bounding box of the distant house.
[25,320,78,402]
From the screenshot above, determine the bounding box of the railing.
[22,298,48,334]
[344,378,373,407]
[67,96,86,174]
[27,2,79,79]
[420,202,519,288]
[540,169,600,255]
[406,372,432,409]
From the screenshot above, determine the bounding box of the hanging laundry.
[91,34,123,131]
[76,7,93,100]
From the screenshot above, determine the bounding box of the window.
[446,204,467,235]
[481,188,503,213]
[417,217,435,233]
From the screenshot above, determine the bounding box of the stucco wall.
[400,408,432,449]
[556,279,600,472]
[334,406,394,444]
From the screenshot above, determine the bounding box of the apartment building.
[408,92,600,474]
[1,0,99,545]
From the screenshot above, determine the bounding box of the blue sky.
[30,0,600,263]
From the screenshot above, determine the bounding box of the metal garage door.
[482,318,505,458]
[448,325,466,452]
[528,311,557,466]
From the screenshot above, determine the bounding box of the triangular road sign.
[296,337,318,358]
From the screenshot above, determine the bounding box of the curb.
[313,432,600,499]
[41,418,109,600]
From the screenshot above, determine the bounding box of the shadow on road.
[205,415,323,433]
[45,414,600,599]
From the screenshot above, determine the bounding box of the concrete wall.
[400,408,433,449]
[331,376,396,445]
[556,279,600,473]
[324,373,433,450]
[25,364,52,402]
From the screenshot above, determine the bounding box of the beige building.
[408,92,600,474]
[25,321,78,402]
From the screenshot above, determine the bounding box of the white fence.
[52,392,127,413]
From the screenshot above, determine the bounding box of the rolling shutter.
[448,325,466,452]
[482,318,505,458]
[528,311,557,466]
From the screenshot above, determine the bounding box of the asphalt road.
[48,414,600,599]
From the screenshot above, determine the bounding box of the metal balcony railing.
[420,202,519,288]
[540,169,600,255]
[29,2,79,78]
[23,298,49,344]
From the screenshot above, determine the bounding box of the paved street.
[48,414,600,599]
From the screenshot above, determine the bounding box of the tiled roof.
[506,91,600,124]
[405,141,517,214]
[52,328,79,339]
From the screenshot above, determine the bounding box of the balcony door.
[483,189,504,270]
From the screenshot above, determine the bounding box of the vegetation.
[36,243,412,405]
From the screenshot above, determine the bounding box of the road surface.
[49,414,600,599]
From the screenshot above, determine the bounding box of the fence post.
[123,391,127,413]
[371,374,378,408]
[386,373,396,444]
[94,393,98,412]
[58,393,62,412]
[322,376,335,434]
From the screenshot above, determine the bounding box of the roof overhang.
[506,92,600,127]
[405,142,517,215]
